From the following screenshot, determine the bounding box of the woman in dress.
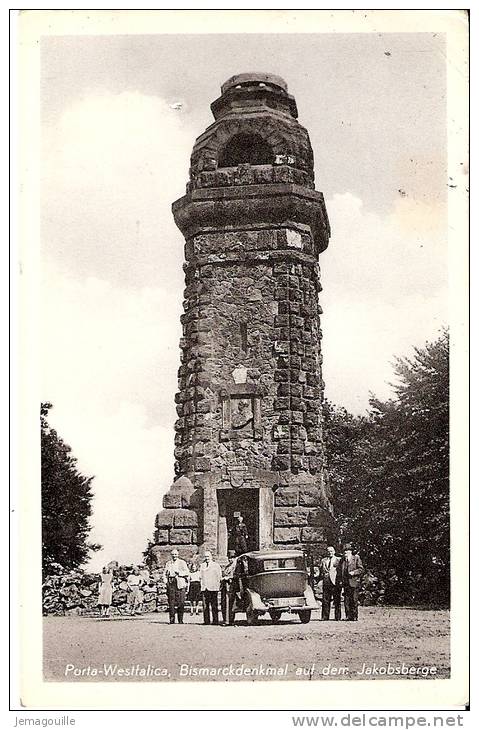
[98,566,114,617]
[188,554,202,615]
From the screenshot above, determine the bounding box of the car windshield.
[249,555,305,573]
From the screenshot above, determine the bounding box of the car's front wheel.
[299,610,312,624]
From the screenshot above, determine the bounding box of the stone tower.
[151,73,334,566]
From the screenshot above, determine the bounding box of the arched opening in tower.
[218,133,274,167]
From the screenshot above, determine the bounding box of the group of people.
[97,564,150,617]
[97,539,364,624]
[319,543,364,621]
[163,549,229,625]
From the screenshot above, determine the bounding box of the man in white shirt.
[200,551,222,625]
[320,545,342,621]
[163,549,190,624]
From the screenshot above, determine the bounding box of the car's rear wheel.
[299,610,312,624]
[246,605,258,626]
[269,610,282,624]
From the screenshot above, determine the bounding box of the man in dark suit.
[320,545,342,621]
[340,543,364,621]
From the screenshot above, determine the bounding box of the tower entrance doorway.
[217,489,259,559]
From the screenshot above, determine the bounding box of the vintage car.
[226,549,318,625]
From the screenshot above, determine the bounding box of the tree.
[41,403,100,574]
[323,330,449,605]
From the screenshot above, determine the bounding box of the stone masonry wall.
[151,74,334,564]
[173,226,326,479]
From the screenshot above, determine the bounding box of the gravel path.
[43,606,450,682]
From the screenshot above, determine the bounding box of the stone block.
[274,507,310,526]
[274,527,300,544]
[291,454,305,470]
[273,424,290,440]
[298,486,320,506]
[272,455,290,471]
[290,439,304,454]
[173,509,198,528]
[155,529,169,545]
[274,314,289,327]
[273,261,289,274]
[289,369,300,382]
[156,509,175,527]
[169,528,193,544]
[304,413,319,427]
[290,342,305,356]
[290,315,304,328]
[274,487,298,507]
[301,527,326,543]
[195,457,211,472]
[162,493,182,509]
[196,400,211,414]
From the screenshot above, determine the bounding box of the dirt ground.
[43,606,450,682]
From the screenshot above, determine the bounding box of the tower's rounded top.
[221,72,288,95]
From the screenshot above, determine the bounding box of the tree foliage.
[323,331,449,605]
[41,403,100,574]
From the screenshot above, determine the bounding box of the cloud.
[42,90,196,290]
[41,263,181,570]
[320,193,448,412]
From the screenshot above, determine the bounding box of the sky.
[40,31,451,570]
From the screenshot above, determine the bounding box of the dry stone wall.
[42,564,170,616]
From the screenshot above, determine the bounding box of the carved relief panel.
[219,383,263,441]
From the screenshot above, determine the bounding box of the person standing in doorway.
[163,549,190,624]
[341,543,364,621]
[200,551,222,625]
[230,513,248,556]
[320,546,342,621]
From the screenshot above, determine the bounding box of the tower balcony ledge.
[172,182,330,251]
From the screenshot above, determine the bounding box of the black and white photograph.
[15,9,469,711]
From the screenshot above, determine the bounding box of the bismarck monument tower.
[151,73,334,566]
